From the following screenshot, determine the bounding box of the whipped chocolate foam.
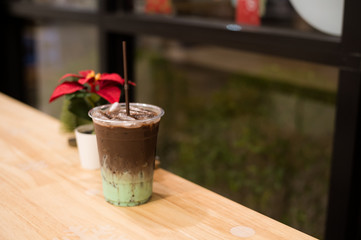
[92,102,157,121]
[90,103,163,128]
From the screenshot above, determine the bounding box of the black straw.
[122,41,130,116]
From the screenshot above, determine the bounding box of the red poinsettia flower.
[49,70,135,104]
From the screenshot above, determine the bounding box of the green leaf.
[65,90,87,100]
[67,97,92,120]
[60,99,91,132]
[84,93,101,108]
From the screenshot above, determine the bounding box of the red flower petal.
[98,80,114,89]
[79,70,93,77]
[96,85,121,103]
[99,73,125,85]
[59,73,81,82]
[78,76,94,85]
[49,81,84,103]
[77,70,95,84]
[128,80,136,86]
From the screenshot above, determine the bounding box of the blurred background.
[4,0,350,239]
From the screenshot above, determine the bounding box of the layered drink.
[89,102,164,206]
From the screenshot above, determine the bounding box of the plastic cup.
[89,103,164,206]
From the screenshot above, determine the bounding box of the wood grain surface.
[0,93,317,239]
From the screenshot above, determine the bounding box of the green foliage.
[60,98,92,132]
[148,54,333,239]
[65,92,106,120]
[59,92,108,132]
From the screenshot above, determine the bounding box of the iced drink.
[89,103,164,206]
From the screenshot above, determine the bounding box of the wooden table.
[0,93,316,240]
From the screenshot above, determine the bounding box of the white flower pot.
[75,124,100,170]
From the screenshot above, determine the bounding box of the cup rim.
[88,102,164,124]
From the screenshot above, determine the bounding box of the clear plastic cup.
[89,103,164,206]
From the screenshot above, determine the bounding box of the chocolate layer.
[93,120,159,176]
